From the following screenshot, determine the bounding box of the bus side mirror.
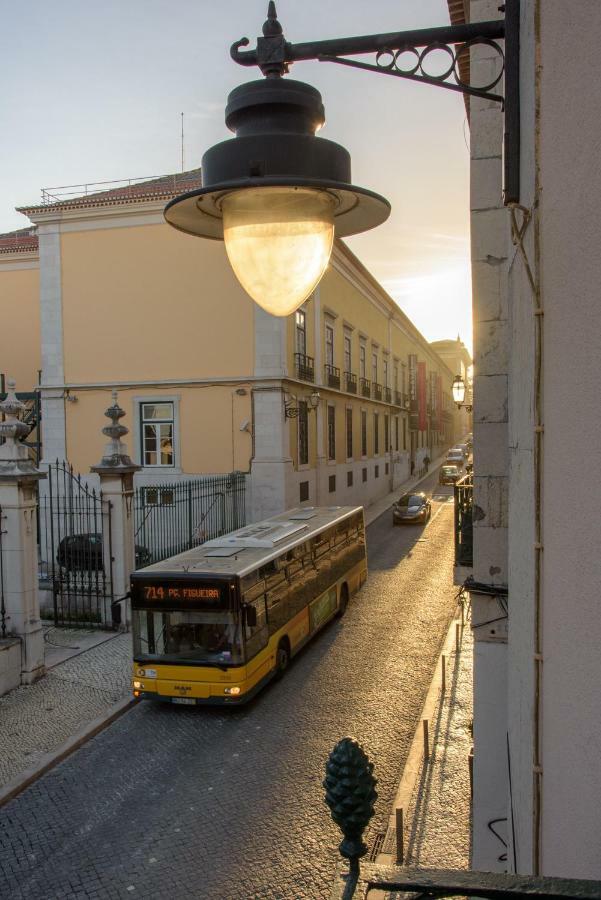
[244,605,257,628]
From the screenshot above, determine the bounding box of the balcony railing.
[344,371,357,394]
[454,472,473,568]
[295,352,315,383]
[394,390,402,406]
[373,382,383,401]
[359,377,371,398]
[384,386,392,404]
[324,363,340,390]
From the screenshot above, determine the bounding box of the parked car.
[439,464,462,485]
[392,492,431,525]
[446,450,465,467]
[57,533,152,571]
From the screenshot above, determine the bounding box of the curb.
[0,695,138,808]
[376,603,465,866]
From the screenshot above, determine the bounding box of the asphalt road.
[0,473,458,900]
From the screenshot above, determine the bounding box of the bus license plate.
[172,697,195,705]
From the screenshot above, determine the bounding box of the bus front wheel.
[337,584,349,617]
[274,640,290,679]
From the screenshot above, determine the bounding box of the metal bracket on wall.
[231,0,520,203]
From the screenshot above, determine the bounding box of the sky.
[0,0,471,351]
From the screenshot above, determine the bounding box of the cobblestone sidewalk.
[0,630,132,789]
[402,617,473,870]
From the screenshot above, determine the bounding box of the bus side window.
[312,525,334,594]
[243,595,268,660]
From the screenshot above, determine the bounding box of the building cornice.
[0,253,39,269]
[23,199,168,230]
[332,240,456,382]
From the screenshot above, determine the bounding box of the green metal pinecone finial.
[323,737,378,860]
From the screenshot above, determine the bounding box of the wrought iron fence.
[134,472,246,566]
[454,471,473,567]
[38,461,114,628]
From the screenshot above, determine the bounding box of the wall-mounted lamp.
[164,2,519,319]
[452,375,473,412]
[284,390,320,419]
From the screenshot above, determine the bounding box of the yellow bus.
[130,506,367,705]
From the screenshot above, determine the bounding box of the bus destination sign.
[142,585,221,602]
[130,577,230,609]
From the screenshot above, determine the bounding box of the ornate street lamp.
[165,2,519,316]
[452,374,473,412]
[283,389,320,419]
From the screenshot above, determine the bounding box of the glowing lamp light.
[452,375,466,406]
[164,75,389,316]
[222,187,334,316]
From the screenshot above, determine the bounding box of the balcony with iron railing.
[359,377,371,398]
[394,390,402,406]
[384,386,392,404]
[344,371,357,394]
[295,352,315,383]
[373,382,383,401]
[324,364,340,390]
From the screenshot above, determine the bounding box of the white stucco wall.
[537,1,601,878]
[505,0,538,874]
[469,0,511,872]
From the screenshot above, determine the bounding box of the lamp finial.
[263,2,282,37]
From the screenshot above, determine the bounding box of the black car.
[392,492,431,525]
[57,533,152,571]
[439,464,461,485]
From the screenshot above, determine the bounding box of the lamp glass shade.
[452,376,466,405]
[222,186,335,316]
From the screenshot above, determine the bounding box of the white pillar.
[90,391,141,626]
[0,380,45,683]
[250,384,294,520]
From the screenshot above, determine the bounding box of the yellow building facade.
[5,172,461,520]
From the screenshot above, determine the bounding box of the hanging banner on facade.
[417,362,427,431]
[436,374,443,433]
[409,354,417,404]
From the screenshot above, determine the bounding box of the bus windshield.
[133,609,243,665]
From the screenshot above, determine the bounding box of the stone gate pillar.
[0,380,45,683]
[91,391,141,626]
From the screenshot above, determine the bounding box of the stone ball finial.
[91,388,141,473]
[0,377,30,448]
[0,377,41,476]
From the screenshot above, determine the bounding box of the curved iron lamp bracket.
[231,1,520,203]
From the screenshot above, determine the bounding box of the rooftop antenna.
[181,112,185,173]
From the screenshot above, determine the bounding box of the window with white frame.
[346,407,353,459]
[298,401,309,466]
[359,342,366,378]
[361,410,367,456]
[325,322,335,367]
[383,356,389,388]
[372,350,378,384]
[140,402,175,467]
[327,405,336,460]
[344,330,352,373]
[295,309,307,355]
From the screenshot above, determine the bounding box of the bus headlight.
[224,686,241,696]
[133,681,143,689]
